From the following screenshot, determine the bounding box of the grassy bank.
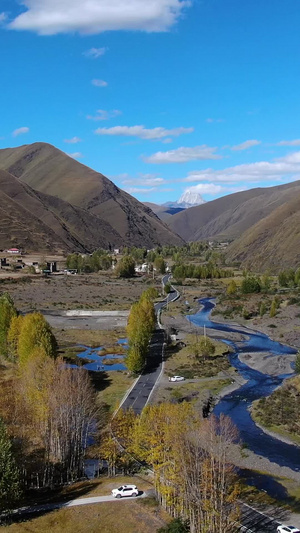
[251,376,300,446]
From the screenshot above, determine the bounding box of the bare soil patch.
[0,273,160,312]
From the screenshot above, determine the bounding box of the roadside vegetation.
[101,405,240,533]
[126,288,157,374]
[252,374,300,445]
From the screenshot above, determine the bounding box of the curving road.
[121,275,179,415]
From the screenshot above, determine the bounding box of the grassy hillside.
[168,181,300,242]
[0,168,125,253]
[0,143,183,248]
[226,194,300,270]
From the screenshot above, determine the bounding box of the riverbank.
[239,351,295,376]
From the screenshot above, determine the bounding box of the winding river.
[188,298,300,471]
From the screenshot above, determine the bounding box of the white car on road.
[111,484,139,498]
[277,526,300,533]
[169,375,185,382]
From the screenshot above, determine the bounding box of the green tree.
[17,312,57,366]
[193,335,216,360]
[154,256,166,274]
[126,291,156,374]
[0,293,17,357]
[269,299,277,318]
[226,280,237,296]
[262,272,271,293]
[259,301,266,317]
[0,418,20,510]
[7,315,23,361]
[116,256,136,278]
[241,276,261,294]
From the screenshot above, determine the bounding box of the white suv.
[112,484,139,498]
[277,526,300,533]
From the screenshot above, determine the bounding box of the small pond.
[70,338,128,372]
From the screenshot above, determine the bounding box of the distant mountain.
[226,193,300,271]
[0,143,183,250]
[144,191,204,222]
[167,181,300,243]
[176,190,205,208]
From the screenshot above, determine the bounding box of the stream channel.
[187,298,300,474]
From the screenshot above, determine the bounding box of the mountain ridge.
[0,142,184,249]
[167,181,300,242]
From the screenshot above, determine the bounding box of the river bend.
[188,298,299,471]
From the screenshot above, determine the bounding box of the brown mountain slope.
[143,202,185,221]
[226,194,300,271]
[0,143,183,247]
[167,182,300,242]
[0,168,125,253]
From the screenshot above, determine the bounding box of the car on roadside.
[169,375,185,382]
[111,484,139,498]
[277,526,300,533]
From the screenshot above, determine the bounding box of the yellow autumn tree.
[17,312,57,366]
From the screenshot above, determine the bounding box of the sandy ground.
[214,302,300,350]
[239,352,295,376]
[44,313,128,331]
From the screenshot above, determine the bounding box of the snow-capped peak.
[177,190,205,208]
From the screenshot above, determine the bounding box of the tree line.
[101,404,240,533]
[0,293,99,509]
[66,249,112,273]
[126,288,157,374]
[172,262,233,283]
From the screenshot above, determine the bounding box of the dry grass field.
[0,273,160,312]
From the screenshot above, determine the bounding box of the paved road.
[121,275,179,415]
[4,491,149,521]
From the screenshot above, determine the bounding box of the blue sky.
[1,0,300,204]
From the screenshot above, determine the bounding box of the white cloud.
[144,145,221,164]
[94,125,193,140]
[125,187,156,195]
[87,109,122,121]
[67,152,83,159]
[0,12,7,24]
[123,175,166,186]
[12,127,29,137]
[8,0,191,35]
[206,118,224,123]
[182,183,224,195]
[83,47,108,58]
[231,139,261,151]
[184,151,300,184]
[64,136,82,144]
[182,183,247,196]
[277,139,300,147]
[92,79,108,87]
